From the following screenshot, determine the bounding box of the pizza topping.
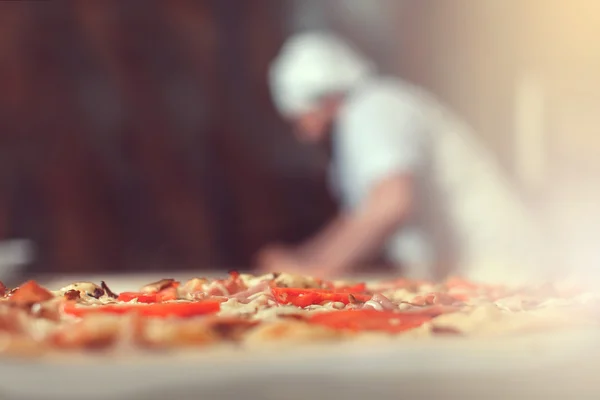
[347,293,365,305]
[204,272,247,297]
[364,293,396,311]
[9,281,54,306]
[238,273,276,288]
[181,278,206,293]
[410,292,465,307]
[340,282,368,293]
[140,279,179,294]
[101,281,118,299]
[360,300,384,311]
[219,298,260,317]
[273,273,320,289]
[231,281,272,303]
[157,287,179,302]
[63,290,81,301]
[372,278,429,293]
[63,300,221,319]
[272,287,371,308]
[58,282,105,299]
[205,282,230,296]
[89,288,105,299]
[118,284,181,303]
[0,281,6,297]
[308,309,432,333]
[117,292,158,303]
[30,299,63,322]
[324,281,368,293]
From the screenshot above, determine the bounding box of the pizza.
[0,272,598,356]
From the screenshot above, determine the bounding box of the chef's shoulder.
[340,76,427,125]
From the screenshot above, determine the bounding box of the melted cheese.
[273,273,320,289]
[57,282,101,296]
[239,273,274,288]
[362,300,384,311]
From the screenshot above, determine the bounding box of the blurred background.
[0,0,599,277]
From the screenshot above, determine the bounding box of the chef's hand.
[255,244,326,277]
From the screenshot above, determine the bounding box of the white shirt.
[330,76,545,284]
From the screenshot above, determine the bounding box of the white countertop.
[0,329,599,400]
[1,272,599,399]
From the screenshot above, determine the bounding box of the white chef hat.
[269,31,375,118]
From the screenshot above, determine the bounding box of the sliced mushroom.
[63,290,81,301]
[90,287,105,299]
[348,293,365,305]
[59,282,105,299]
[140,278,177,294]
[100,281,118,299]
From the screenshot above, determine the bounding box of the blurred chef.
[257,31,545,284]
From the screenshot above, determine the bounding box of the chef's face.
[293,110,331,143]
[292,97,340,143]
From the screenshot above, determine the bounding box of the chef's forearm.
[296,217,346,258]
[301,175,413,273]
[305,212,401,272]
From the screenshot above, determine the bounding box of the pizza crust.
[431,303,600,336]
[243,320,343,346]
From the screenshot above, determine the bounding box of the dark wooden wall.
[1,1,597,275]
[0,1,337,274]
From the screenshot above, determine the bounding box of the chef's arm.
[297,174,414,274]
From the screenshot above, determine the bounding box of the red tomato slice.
[117,292,157,303]
[320,281,367,293]
[309,309,431,333]
[63,300,221,318]
[117,286,180,303]
[271,287,371,308]
[337,283,367,293]
[9,280,54,305]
